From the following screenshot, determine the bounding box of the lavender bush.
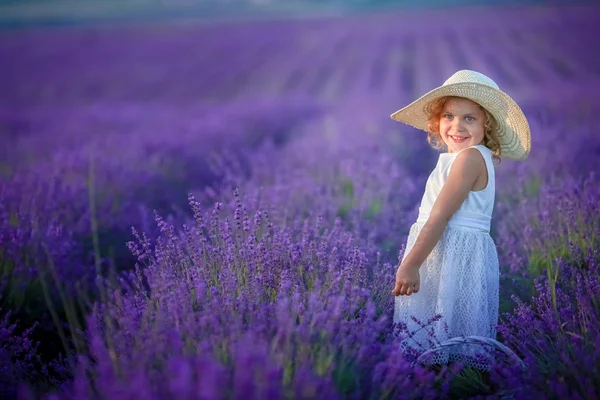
[0,98,326,378]
[25,191,451,400]
[0,311,43,399]
[497,172,599,275]
[491,248,600,399]
[0,309,71,399]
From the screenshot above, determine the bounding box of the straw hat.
[390,70,531,160]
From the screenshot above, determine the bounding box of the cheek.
[466,121,484,134]
[439,120,449,132]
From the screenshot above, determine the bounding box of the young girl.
[389,70,531,369]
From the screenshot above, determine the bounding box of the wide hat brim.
[390,82,531,160]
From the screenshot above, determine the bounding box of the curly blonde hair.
[425,96,502,164]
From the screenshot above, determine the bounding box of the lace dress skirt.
[393,221,500,370]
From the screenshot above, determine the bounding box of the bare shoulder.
[449,148,488,192]
[456,147,485,163]
[452,148,486,174]
[430,148,485,221]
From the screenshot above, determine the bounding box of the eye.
[443,114,453,120]
[465,116,475,122]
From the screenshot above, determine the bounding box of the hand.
[392,264,420,297]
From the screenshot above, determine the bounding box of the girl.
[389,70,531,369]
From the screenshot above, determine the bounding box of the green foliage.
[332,356,360,396]
[342,178,355,197]
[364,198,383,220]
[445,367,494,399]
[523,175,541,197]
[337,177,355,220]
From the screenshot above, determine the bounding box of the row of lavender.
[2,5,598,107]
[2,3,600,398]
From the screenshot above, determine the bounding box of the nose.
[451,118,464,132]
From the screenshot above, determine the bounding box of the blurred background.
[0,0,596,28]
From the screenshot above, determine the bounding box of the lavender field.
[1,1,599,399]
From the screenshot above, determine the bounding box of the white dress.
[393,144,500,370]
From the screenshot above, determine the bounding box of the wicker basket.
[416,335,526,371]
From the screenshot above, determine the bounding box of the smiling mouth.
[449,135,468,142]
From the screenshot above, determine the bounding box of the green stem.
[38,268,70,361]
[87,151,104,302]
[42,244,85,357]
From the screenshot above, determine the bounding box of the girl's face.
[439,97,486,153]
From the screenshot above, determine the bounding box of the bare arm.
[400,148,485,270]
